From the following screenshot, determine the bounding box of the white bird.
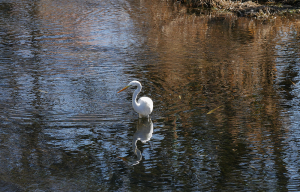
[118,81,153,118]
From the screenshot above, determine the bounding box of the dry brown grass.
[183,0,260,9]
[183,0,300,17]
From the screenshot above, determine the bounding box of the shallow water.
[1,0,300,191]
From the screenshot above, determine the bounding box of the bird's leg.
[138,114,150,119]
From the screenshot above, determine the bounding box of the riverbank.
[182,0,300,17]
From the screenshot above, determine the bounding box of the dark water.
[1,0,300,191]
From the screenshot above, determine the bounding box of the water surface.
[1,0,300,191]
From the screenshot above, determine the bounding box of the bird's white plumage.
[118,81,153,118]
[135,96,153,118]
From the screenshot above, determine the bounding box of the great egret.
[117,81,153,118]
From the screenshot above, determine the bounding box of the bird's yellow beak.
[117,85,130,93]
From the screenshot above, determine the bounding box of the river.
[1,0,300,191]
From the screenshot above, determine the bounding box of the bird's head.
[117,81,141,93]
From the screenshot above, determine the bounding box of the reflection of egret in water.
[130,118,153,165]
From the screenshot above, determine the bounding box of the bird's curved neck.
[132,84,142,107]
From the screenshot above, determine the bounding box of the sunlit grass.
[182,0,300,17]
